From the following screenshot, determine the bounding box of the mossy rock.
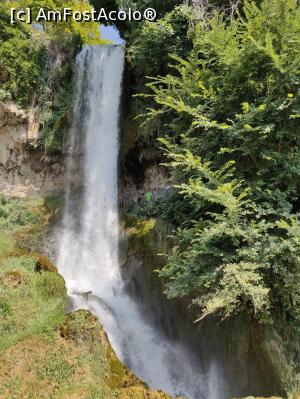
[58,310,102,341]
[0,271,22,288]
[126,219,157,238]
[44,193,65,216]
[58,311,162,397]
[34,253,58,273]
[99,323,146,390]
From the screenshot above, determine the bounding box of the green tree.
[0,0,109,151]
[140,0,300,326]
[158,139,300,325]
[0,0,108,106]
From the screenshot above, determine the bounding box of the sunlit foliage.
[141,0,300,325]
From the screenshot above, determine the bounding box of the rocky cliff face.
[0,102,64,197]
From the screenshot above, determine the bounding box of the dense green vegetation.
[0,194,43,229]
[0,0,106,105]
[114,2,300,394]
[134,0,300,333]
[0,0,109,152]
[0,195,45,257]
[109,0,300,337]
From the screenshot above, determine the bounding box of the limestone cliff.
[0,102,65,197]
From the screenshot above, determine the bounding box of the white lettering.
[82,11,91,22]
[11,6,158,24]
[144,8,157,21]
[118,10,127,21]
[36,8,47,22]
[73,11,83,22]
[97,8,108,21]
[63,8,73,21]
[48,10,62,22]
[17,10,26,22]
[109,11,117,21]
[133,10,142,21]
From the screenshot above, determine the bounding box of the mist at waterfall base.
[56,45,225,399]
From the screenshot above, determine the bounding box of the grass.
[0,195,44,230]
[0,255,66,352]
[0,232,15,257]
[0,195,173,399]
[0,195,46,258]
[0,251,117,399]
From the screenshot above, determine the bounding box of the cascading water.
[57,45,225,399]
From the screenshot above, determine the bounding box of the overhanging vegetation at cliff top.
[0,0,113,153]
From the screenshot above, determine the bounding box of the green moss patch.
[34,254,58,274]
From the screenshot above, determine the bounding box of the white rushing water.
[57,45,225,399]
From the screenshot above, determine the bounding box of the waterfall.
[57,45,225,399]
